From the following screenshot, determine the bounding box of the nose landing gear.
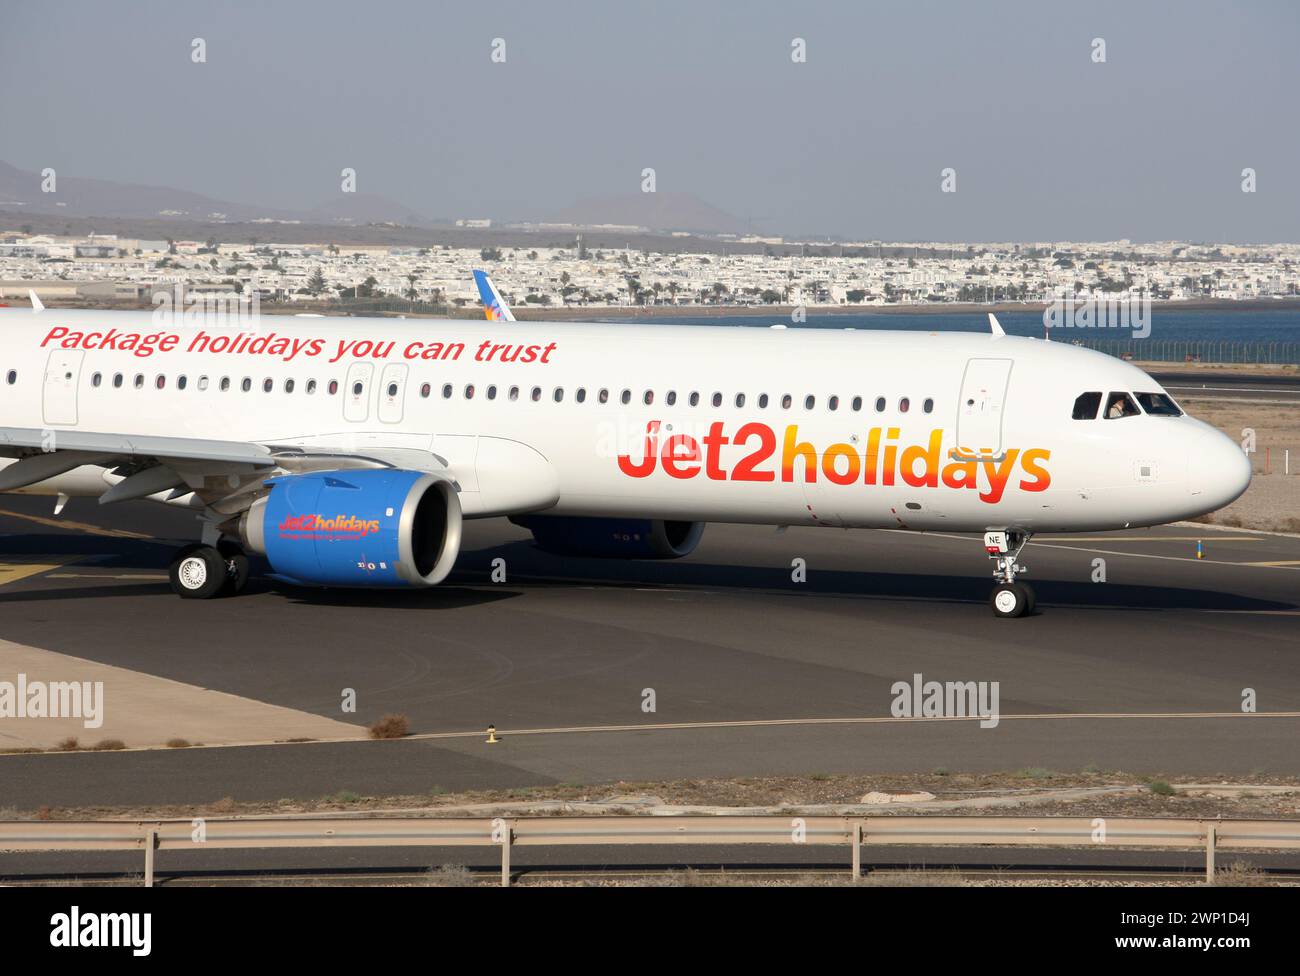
[985,530,1035,618]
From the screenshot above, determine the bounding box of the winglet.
[29,290,44,313]
[473,270,515,322]
[987,312,1004,336]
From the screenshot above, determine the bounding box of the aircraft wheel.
[217,540,250,596]
[990,582,1030,619]
[1020,582,1036,615]
[169,544,227,600]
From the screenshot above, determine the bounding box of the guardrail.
[1072,338,1300,365]
[5,815,1300,886]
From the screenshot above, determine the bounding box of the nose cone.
[1189,429,1251,513]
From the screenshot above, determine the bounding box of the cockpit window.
[1072,391,1102,420]
[1135,392,1183,417]
[1104,392,1141,419]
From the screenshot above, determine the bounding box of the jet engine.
[511,515,704,559]
[238,469,462,587]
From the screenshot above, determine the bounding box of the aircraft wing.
[0,426,451,514]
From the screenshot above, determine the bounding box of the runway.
[1,493,1300,811]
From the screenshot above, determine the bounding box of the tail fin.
[473,270,515,322]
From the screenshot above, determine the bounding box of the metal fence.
[1072,339,1300,365]
[4,814,1298,886]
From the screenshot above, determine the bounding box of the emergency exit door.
[955,358,1012,456]
[42,350,84,425]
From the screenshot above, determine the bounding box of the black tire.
[990,582,1027,618]
[1019,582,1036,615]
[217,540,250,596]
[169,544,227,600]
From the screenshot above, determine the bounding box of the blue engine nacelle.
[239,469,462,587]
[510,515,704,559]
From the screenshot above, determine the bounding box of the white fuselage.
[0,309,1250,533]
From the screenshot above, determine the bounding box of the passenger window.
[875,396,886,412]
[1104,392,1140,419]
[5,370,15,385]
[134,374,145,389]
[219,376,230,392]
[899,397,910,413]
[643,390,653,405]
[620,389,631,404]
[510,386,520,401]
[1135,392,1183,417]
[465,384,475,399]
[598,388,608,404]
[91,372,102,387]
[711,392,722,408]
[419,383,430,398]
[828,395,839,411]
[689,392,700,406]
[758,393,769,408]
[386,382,397,397]
[575,388,586,403]
[804,395,815,409]
[304,379,315,394]
[351,380,363,396]
[531,386,542,402]
[488,385,498,400]
[264,378,274,393]
[328,380,339,395]
[241,377,252,392]
[735,393,745,408]
[1072,391,1102,420]
[442,384,453,398]
[198,376,209,391]
[554,388,564,402]
[665,390,676,406]
[851,396,862,411]
[287,379,297,394]
[113,373,124,388]
[923,398,934,413]
[177,375,187,390]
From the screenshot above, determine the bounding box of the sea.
[618,307,1300,363]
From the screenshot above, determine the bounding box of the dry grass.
[426,864,477,887]
[89,739,126,751]
[1214,861,1272,887]
[368,714,410,739]
[165,738,192,749]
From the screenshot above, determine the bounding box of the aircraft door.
[42,350,84,426]
[378,364,409,423]
[955,358,1012,456]
[343,362,374,422]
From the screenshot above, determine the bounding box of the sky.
[2,0,1298,242]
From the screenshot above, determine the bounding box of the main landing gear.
[985,530,1035,619]
[168,540,249,599]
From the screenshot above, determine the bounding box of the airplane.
[473,270,515,322]
[0,297,1250,617]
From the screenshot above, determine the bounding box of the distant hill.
[545,191,748,235]
[307,192,430,226]
[0,160,428,226]
[0,159,302,222]
[0,159,744,235]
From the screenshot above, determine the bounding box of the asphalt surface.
[1149,369,1300,404]
[1,493,1300,815]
